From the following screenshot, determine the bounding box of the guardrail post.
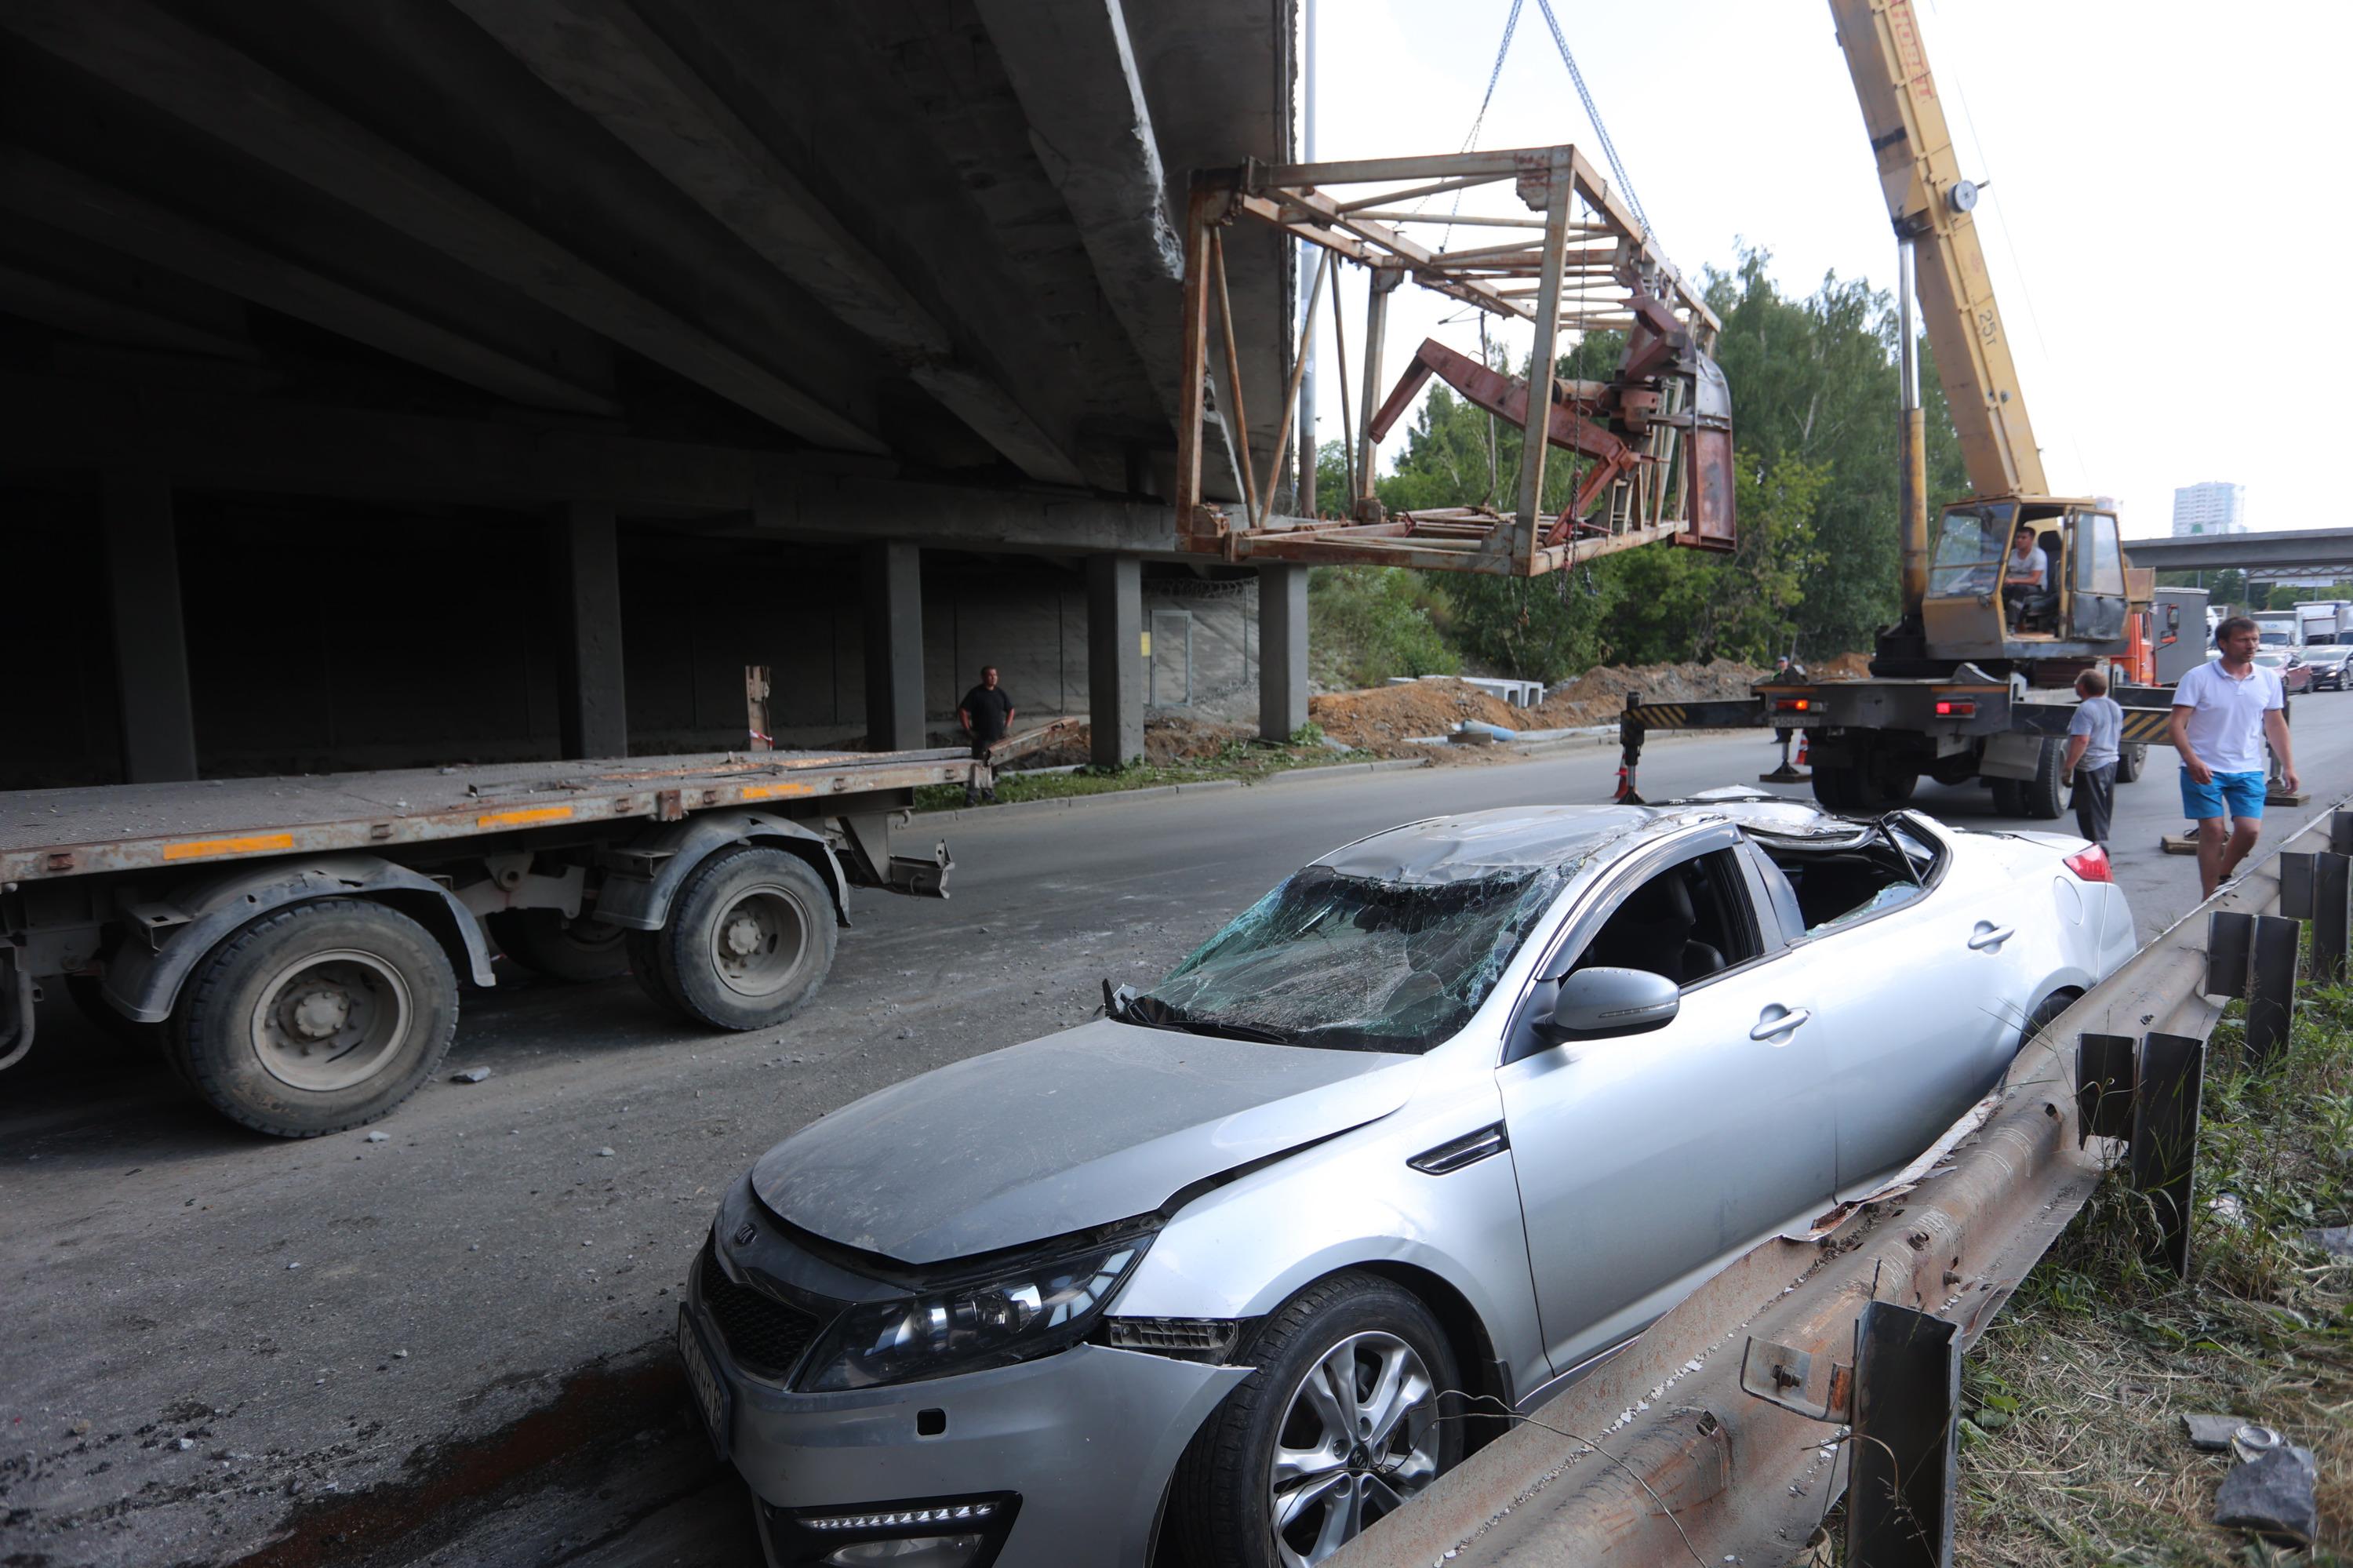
[2206,911,2254,998]
[2314,852,2352,985]
[2280,852,2315,920]
[2245,915,2300,1069]
[2133,1031,2206,1279]
[1847,1302,1960,1568]
[2331,809,2353,857]
[2076,1033,2137,1145]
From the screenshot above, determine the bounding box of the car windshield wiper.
[1104,984,1293,1044]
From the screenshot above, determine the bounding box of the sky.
[1294,0,2352,540]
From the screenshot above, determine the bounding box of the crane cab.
[1922,497,2130,663]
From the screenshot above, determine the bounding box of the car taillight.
[2064,846,2112,883]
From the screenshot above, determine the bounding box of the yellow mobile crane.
[1616,0,2169,818]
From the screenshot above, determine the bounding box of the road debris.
[364,1131,388,1143]
[2213,1441,2318,1546]
[451,1066,493,1083]
[596,1147,615,1158]
[2181,1413,2249,1451]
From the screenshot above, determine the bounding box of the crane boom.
[1828,0,2046,500]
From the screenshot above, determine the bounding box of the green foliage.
[1305,565,1460,687]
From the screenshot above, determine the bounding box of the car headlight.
[800,1235,1151,1392]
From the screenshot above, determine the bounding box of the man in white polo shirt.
[2170,616,2300,897]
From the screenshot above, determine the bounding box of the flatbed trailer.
[0,737,1042,1137]
[1615,675,2188,817]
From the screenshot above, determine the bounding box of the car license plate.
[676,1307,733,1461]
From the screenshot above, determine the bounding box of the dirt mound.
[1013,715,1253,769]
[1813,651,1873,680]
[1309,679,1527,748]
[1522,660,1768,728]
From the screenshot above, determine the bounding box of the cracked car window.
[1140,864,1570,1053]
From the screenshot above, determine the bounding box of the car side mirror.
[1549,966,1680,1040]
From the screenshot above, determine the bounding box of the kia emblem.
[732,1221,757,1247]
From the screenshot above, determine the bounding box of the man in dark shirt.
[958,666,1016,804]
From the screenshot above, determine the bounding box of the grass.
[909,727,1370,812]
[1924,970,2353,1566]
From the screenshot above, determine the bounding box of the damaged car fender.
[1111,1071,1553,1406]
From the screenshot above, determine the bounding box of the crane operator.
[2004,524,2051,631]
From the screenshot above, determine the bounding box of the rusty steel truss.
[1175,146,1737,576]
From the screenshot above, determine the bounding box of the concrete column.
[1086,554,1144,768]
[103,475,199,782]
[554,499,627,759]
[860,540,926,751]
[1258,564,1310,741]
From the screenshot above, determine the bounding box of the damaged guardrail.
[1330,800,2353,1568]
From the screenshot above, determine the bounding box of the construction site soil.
[1013,657,1885,770]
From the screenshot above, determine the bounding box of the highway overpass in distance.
[2126,526,2353,573]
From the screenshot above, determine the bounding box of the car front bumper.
[684,1247,1249,1568]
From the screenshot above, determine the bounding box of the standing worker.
[2061,668,2122,849]
[958,665,1016,806]
[2170,616,2300,898]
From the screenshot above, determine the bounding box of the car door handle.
[1968,923,2015,951]
[1750,1007,1811,1041]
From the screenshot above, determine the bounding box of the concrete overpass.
[2125,527,2353,574]
[0,0,1300,785]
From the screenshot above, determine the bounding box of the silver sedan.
[677,795,2135,1568]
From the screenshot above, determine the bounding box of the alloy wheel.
[1265,1330,1442,1566]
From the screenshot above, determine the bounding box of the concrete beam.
[100,475,198,782]
[2122,528,2353,573]
[1087,554,1146,767]
[0,149,616,417]
[973,0,1184,411]
[0,372,1181,555]
[0,259,253,361]
[449,0,1084,484]
[554,500,628,760]
[0,0,880,451]
[860,542,927,751]
[1257,563,1309,741]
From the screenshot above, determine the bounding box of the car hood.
[751,1020,1420,1264]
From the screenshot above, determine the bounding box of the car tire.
[2018,988,2082,1051]
[1170,1271,1463,1568]
[165,898,459,1137]
[2115,743,2145,784]
[629,846,838,1031]
[488,908,631,982]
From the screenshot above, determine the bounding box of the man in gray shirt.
[2063,668,2123,847]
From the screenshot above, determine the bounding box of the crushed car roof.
[1315,795,1875,886]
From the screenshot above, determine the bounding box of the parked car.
[678,796,2135,1568]
[2303,645,2353,691]
[2255,649,2315,695]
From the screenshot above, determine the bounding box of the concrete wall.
[8,493,1267,788]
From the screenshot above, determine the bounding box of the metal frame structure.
[1173,147,1734,577]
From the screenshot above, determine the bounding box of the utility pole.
[1295,0,1317,518]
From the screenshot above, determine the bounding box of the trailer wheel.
[2115,743,2146,784]
[631,846,837,1031]
[488,909,630,983]
[166,899,459,1137]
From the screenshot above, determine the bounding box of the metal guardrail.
[1333,799,2353,1568]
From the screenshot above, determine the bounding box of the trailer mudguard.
[103,856,498,1024]
[595,812,852,932]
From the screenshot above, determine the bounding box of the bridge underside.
[0,0,1305,784]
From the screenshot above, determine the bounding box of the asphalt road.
[7,708,2353,1568]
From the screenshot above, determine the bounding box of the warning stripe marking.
[162,832,296,861]
[475,805,575,829]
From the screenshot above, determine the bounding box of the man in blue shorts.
[2170,616,2300,898]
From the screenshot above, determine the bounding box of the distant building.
[2172,481,2246,537]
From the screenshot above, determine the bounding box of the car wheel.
[2018,988,2081,1052]
[1171,1271,1461,1568]
[630,846,838,1031]
[2115,743,2145,784]
[488,908,631,982]
[166,898,459,1137]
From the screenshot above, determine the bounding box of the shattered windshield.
[1138,863,1568,1053]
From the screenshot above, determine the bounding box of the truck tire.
[1811,749,1914,814]
[1809,762,1860,814]
[2115,743,2146,784]
[2018,737,2068,820]
[628,846,838,1031]
[488,908,630,983]
[1989,777,2026,817]
[165,898,459,1137]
